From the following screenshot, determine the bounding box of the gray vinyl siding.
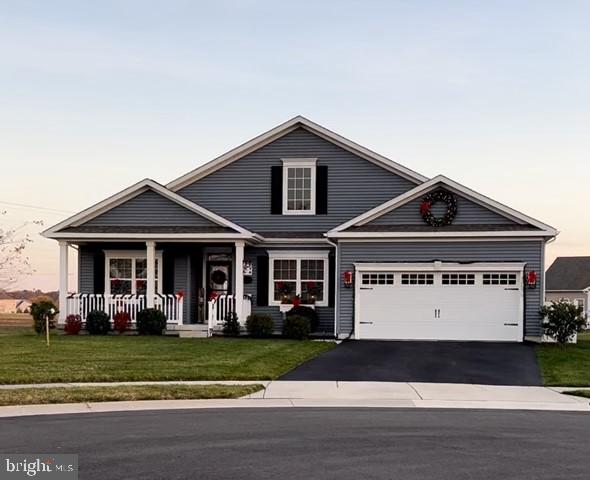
[368,193,522,226]
[83,190,218,227]
[78,246,95,293]
[245,246,335,335]
[337,240,545,338]
[179,128,418,232]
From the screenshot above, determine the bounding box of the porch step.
[166,324,209,338]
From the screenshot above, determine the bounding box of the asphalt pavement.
[1,408,589,479]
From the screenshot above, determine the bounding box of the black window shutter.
[328,254,336,308]
[316,165,328,215]
[256,255,269,306]
[270,166,283,214]
[93,252,105,294]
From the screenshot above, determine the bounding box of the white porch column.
[234,241,245,321]
[58,240,69,324]
[146,241,156,308]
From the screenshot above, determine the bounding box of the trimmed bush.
[282,315,311,340]
[64,314,82,335]
[286,305,319,332]
[85,310,111,335]
[223,312,241,337]
[113,311,131,334]
[540,300,586,345]
[30,300,57,334]
[246,314,274,338]
[136,308,167,335]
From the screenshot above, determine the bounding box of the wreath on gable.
[419,189,458,227]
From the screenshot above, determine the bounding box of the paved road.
[282,340,542,385]
[1,408,589,479]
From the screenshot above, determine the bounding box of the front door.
[206,255,232,301]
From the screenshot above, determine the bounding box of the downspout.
[325,237,339,340]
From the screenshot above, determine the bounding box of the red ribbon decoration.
[420,200,432,216]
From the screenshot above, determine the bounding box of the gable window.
[282,158,316,215]
[268,251,328,306]
[105,251,162,296]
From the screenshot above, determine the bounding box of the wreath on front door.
[419,189,458,227]
[211,269,227,285]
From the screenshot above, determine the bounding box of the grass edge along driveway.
[0,331,335,385]
[0,384,263,406]
[535,332,590,387]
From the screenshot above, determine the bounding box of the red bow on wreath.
[420,200,432,216]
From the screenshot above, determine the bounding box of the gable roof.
[546,257,590,291]
[166,116,428,191]
[42,179,255,239]
[328,175,558,238]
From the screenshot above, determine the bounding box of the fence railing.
[65,294,183,325]
[207,294,252,332]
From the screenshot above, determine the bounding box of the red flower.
[208,291,218,301]
[176,290,185,299]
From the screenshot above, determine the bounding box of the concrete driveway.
[281,341,542,386]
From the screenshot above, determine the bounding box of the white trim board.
[42,179,254,238]
[328,230,554,239]
[353,262,526,272]
[328,174,558,236]
[166,116,428,191]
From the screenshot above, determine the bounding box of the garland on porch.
[419,189,458,227]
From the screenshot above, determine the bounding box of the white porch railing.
[207,294,252,333]
[66,294,184,325]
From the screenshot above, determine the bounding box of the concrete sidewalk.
[0,381,588,417]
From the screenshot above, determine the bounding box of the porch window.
[105,251,162,296]
[282,158,316,215]
[268,251,329,306]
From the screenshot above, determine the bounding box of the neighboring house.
[0,297,32,314]
[546,256,590,322]
[43,116,558,342]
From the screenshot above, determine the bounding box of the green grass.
[0,331,334,384]
[563,389,590,399]
[0,384,263,406]
[536,331,590,386]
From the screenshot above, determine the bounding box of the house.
[546,256,589,321]
[42,116,558,342]
[0,294,32,314]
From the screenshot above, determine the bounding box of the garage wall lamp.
[526,271,538,289]
[343,270,353,288]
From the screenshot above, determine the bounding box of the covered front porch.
[58,239,252,334]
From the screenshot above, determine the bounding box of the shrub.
[282,315,311,340]
[246,314,274,338]
[540,300,586,345]
[113,311,131,334]
[30,300,58,334]
[286,305,319,332]
[136,308,167,335]
[64,314,82,335]
[85,310,111,335]
[223,312,241,337]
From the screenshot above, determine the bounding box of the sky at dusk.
[1,0,588,291]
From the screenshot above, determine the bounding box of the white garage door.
[356,264,524,342]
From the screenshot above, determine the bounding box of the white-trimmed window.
[104,250,163,296]
[268,251,329,306]
[282,158,316,215]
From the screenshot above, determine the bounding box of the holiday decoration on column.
[419,189,458,227]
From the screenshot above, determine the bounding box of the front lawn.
[0,384,263,406]
[0,331,334,384]
[536,331,590,386]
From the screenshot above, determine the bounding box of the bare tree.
[0,211,43,289]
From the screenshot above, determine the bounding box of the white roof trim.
[44,232,253,240]
[42,179,254,238]
[328,174,558,236]
[328,230,555,239]
[166,116,428,191]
